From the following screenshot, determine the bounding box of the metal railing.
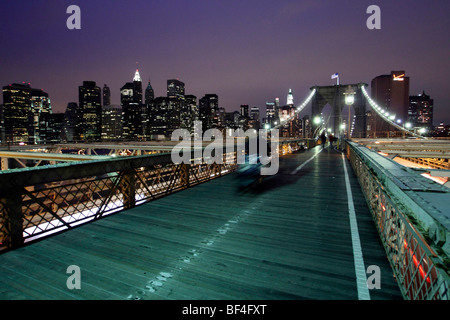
[0,150,238,251]
[0,138,310,251]
[345,141,450,300]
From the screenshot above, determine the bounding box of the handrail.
[344,140,450,300]
[0,149,237,251]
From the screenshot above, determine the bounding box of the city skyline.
[1,1,449,124]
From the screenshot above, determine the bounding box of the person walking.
[320,132,327,149]
[328,134,334,148]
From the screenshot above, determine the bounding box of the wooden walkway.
[0,146,403,300]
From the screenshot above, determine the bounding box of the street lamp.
[312,116,323,138]
[313,116,322,125]
[344,86,355,138]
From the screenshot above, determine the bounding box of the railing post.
[0,189,24,249]
[1,157,8,170]
[120,169,136,209]
[180,163,190,189]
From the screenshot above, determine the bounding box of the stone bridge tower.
[310,83,367,138]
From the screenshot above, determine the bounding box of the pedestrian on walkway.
[320,132,327,149]
[328,134,334,148]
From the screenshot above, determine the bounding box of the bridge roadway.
[0,145,403,300]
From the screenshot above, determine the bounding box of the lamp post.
[313,116,323,138]
[343,86,355,139]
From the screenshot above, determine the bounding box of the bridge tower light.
[344,86,356,138]
[313,116,322,125]
[405,122,412,129]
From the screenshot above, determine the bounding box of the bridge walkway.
[0,145,403,300]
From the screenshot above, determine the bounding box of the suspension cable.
[271,89,316,131]
[360,84,426,139]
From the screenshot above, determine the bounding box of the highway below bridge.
[0,144,406,300]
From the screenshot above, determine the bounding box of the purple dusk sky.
[1,0,449,124]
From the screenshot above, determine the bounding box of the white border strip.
[342,153,371,300]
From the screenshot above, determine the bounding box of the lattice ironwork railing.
[403,157,450,170]
[0,200,9,251]
[346,143,450,300]
[0,151,238,250]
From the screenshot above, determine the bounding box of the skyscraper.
[103,84,111,106]
[29,89,52,144]
[102,105,123,141]
[287,89,294,106]
[39,113,64,144]
[302,115,311,138]
[240,105,249,118]
[62,102,79,142]
[0,104,5,144]
[199,94,219,131]
[250,106,260,121]
[250,106,260,129]
[145,80,155,105]
[181,94,198,131]
[167,79,185,99]
[121,82,144,140]
[121,69,146,140]
[143,80,155,140]
[2,82,51,144]
[79,81,102,141]
[279,103,299,137]
[371,71,410,136]
[409,91,433,129]
[266,102,276,128]
[133,69,143,104]
[148,97,179,138]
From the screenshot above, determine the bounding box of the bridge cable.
[360,85,426,139]
[271,89,317,131]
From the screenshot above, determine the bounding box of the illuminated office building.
[409,91,433,129]
[62,102,79,142]
[371,71,410,136]
[145,80,155,104]
[249,106,261,129]
[287,89,294,106]
[102,105,123,141]
[199,94,219,131]
[78,81,102,141]
[103,84,111,106]
[181,94,198,131]
[121,81,144,141]
[2,82,51,144]
[240,105,249,118]
[148,97,179,138]
[167,79,185,99]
